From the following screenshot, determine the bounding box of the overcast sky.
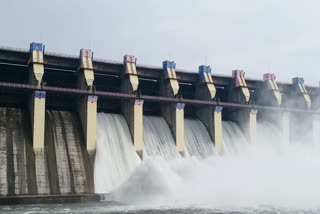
[1,0,319,85]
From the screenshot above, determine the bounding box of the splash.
[95,113,141,193]
[110,120,320,210]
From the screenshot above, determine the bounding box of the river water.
[1,201,320,213]
[1,115,320,213]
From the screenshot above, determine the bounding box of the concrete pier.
[121,55,143,159]
[258,73,289,142]
[312,115,320,145]
[259,73,282,106]
[310,89,320,145]
[77,49,97,160]
[227,70,257,143]
[282,111,290,143]
[249,109,258,144]
[28,43,50,195]
[229,70,250,104]
[160,61,185,156]
[292,77,311,110]
[28,43,46,150]
[288,78,312,143]
[195,65,223,154]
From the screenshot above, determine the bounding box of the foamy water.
[111,143,320,210]
[94,113,141,193]
[94,115,320,212]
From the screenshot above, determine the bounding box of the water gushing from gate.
[95,113,141,193]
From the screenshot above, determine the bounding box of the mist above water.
[96,113,320,211]
[110,121,320,210]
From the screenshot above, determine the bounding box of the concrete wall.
[2,43,320,198]
[28,44,49,195]
[227,70,256,144]
[121,55,144,159]
[77,49,97,164]
[195,65,223,154]
[160,61,185,156]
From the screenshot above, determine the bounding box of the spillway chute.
[143,115,180,159]
[184,118,215,158]
[95,113,141,193]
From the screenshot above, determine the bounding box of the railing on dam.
[0,42,319,197]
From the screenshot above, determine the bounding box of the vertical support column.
[312,115,320,145]
[122,98,144,159]
[249,109,258,144]
[121,55,143,159]
[195,65,223,154]
[230,70,250,104]
[28,42,49,194]
[133,99,144,157]
[160,60,184,156]
[175,103,185,155]
[227,70,256,143]
[289,78,312,143]
[161,61,179,96]
[229,108,257,144]
[77,49,97,160]
[31,91,46,149]
[262,73,282,106]
[282,111,290,143]
[195,105,223,154]
[259,72,284,141]
[79,95,97,158]
[29,43,46,149]
[259,73,289,142]
[214,106,223,154]
[292,77,311,110]
[196,65,216,99]
[311,88,320,145]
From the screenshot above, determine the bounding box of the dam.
[0,42,319,206]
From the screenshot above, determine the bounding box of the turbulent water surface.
[2,202,320,214]
[2,118,320,213]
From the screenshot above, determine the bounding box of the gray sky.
[1,0,319,85]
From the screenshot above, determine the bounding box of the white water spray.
[143,116,180,159]
[222,121,250,155]
[111,119,320,211]
[184,118,215,158]
[94,113,141,193]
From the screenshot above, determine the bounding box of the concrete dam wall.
[0,42,319,198]
[0,108,93,195]
[0,107,30,196]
